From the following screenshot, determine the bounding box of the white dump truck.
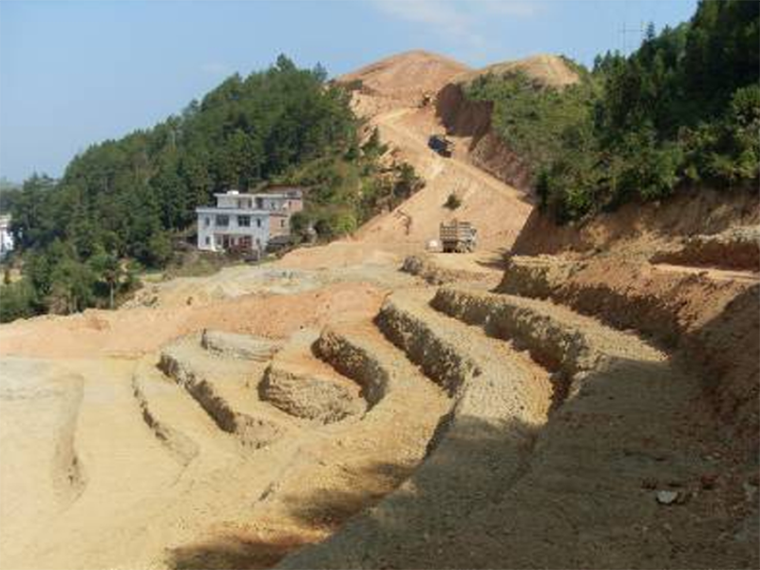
[439,219,477,253]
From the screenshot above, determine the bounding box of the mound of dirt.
[455,53,580,89]
[337,49,469,105]
[512,186,760,258]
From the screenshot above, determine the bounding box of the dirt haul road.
[355,105,533,254]
[280,105,531,272]
[279,77,533,273]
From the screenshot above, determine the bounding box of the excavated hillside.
[338,49,469,115]
[283,50,537,274]
[0,50,757,570]
[436,54,581,191]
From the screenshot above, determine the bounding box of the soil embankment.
[436,82,533,192]
[502,186,760,456]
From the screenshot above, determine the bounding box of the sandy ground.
[0,281,386,359]
[455,53,580,88]
[1,49,756,570]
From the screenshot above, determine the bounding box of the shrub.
[0,280,37,323]
[444,192,462,210]
[314,210,357,239]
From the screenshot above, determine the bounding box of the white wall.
[0,216,13,256]
[197,210,270,252]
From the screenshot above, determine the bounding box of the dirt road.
[355,104,533,253]
[652,262,760,283]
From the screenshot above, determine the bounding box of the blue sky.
[0,0,697,182]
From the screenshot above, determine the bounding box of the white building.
[0,215,13,258]
[196,188,303,253]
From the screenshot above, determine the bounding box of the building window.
[238,215,251,227]
[256,218,262,228]
[204,216,211,227]
[256,197,263,209]
[205,236,211,245]
[216,215,229,227]
[280,219,285,228]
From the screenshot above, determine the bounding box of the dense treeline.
[466,0,759,222]
[465,59,598,181]
[1,56,420,322]
[0,179,21,213]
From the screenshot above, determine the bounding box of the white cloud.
[372,0,482,46]
[370,0,541,47]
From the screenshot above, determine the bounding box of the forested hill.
[11,56,356,265]
[2,55,420,321]
[464,0,759,222]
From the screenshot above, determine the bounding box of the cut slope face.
[435,54,580,192]
[281,50,543,268]
[504,185,759,455]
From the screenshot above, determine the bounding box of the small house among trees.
[0,215,14,259]
[195,187,303,253]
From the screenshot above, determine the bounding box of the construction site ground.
[0,51,757,570]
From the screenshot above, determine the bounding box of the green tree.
[89,249,123,309]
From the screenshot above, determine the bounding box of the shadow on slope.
[166,329,758,569]
[684,284,760,459]
[166,534,310,570]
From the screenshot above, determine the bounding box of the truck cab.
[428,134,453,158]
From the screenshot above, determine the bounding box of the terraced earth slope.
[278,281,758,569]
[0,304,451,569]
[1,50,757,570]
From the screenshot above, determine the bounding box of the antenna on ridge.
[619,21,645,55]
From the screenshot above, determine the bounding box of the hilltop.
[455,53,580,88]
[337,49,469,101]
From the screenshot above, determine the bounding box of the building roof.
[196,207,270,215]
[212,187,304,198]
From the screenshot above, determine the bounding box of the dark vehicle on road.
[428,134,453,157]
